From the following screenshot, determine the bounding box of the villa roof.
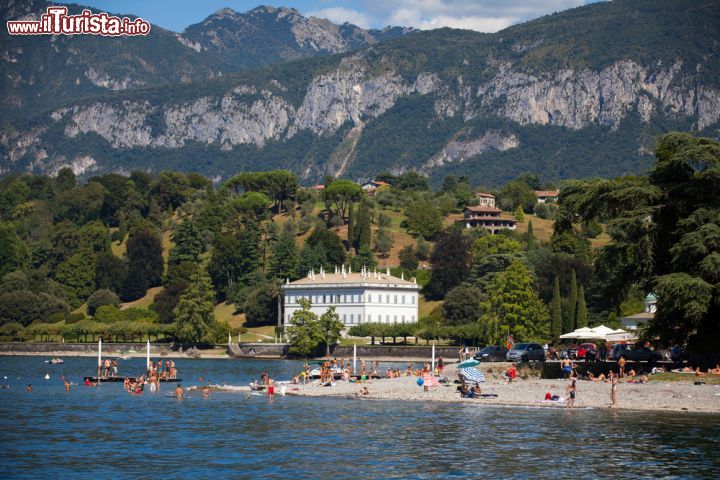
[283,270,419,288]
[475,192,496,198]
[534,190,559,197]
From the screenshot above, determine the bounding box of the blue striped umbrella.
[459,367,485,383]
[457,358,480,368]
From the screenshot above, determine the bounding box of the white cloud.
[365,0,588,32]
[305,7,372,29]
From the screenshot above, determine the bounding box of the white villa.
[280,266,421,327]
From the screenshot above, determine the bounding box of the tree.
[499,179,536,212]
[563,269,578,333]
[399,245,419,271]
[307,229,346,267]
[374,227,393,258]
[270,230,299,281]
[287,298,321,357]
[244,283,279,327]
[515,206,525,222]
[478,260,550,343]
[0,223,29,277]
[173,267,217,345]
[55,248,96,307]
[347,204,355,250]
[226,170,298,214]
[354,202,372,251]
[208,223,261,301]
[442,284,482,326]
[471,234,521,259]
[318,306,343,356]
[550,277,562,341]
[94,252,127,292]
[232,192,272,221]
[576,285,588,328]
[169,220,202,265]
[526,221,535,251]
[405,199,442,239]
[322,180,362,223]
[350,245,377,271]
[426,228,472,299]
[122,229,163,301]
[87,289,120,316]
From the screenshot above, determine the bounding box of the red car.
[576,343,597,361]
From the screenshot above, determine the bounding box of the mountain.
[181,6,412,69]
[0,0,224,121]
[0,1,410,123]
[2,0,719,186]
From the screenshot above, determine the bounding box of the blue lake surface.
[1,355,719,479]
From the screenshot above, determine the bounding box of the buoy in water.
[44,374,50,380]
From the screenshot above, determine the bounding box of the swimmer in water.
[26,384,33,392]
[175,384,183,399]
[202,385,211,398]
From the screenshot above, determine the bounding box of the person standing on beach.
[618,356,626,379]
[561,358,573,379]
[437,356,444,375]
[610,372,618,407]
[566,378,576,408]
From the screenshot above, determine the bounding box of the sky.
[65,0,601,33]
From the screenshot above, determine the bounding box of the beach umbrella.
[457,358,480,368]
[459,367,485,384]
[146,339,151,370]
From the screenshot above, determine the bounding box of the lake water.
[1,356,719,479]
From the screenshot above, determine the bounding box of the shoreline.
[208,363,720,414]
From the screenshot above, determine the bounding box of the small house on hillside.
[620,293,657,331]
[534,190,559,203]
[458,206,517,234]
[361,180,390,196]
[475,192,496,208]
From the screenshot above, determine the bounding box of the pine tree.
[426,228,472,299]
[169,220,202,265]
[550,276,562,340]
[122,228,164,301]
[526,221,535,251]
[270,230,299,280]
[515,206,525,222]
[173,266,217,345]
[576,285,588,328]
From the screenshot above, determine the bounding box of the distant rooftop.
[465,205,503,213]
[475,192,496,198]
[534,190,559,197]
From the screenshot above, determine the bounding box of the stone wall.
[0,342,171,354]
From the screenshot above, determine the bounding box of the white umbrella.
[146,339,151,370]
[560,327,594,339]
[589,325,615,338]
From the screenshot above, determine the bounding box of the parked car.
[670,345,687,363]
[474,345,509,362]
[506,343,546,362]
[611,343,662,362]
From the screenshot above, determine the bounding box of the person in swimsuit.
[202,385,211,398]
[437,356,444,375]
[561,358,573,379]
[175,384,183,399]
[267,378,275,398]
[62,376,71,391]
[566,378,576,408]
[610,371,618,406]
[618,356,626,379]
[26,384,33,392]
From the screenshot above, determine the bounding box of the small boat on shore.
[45,358,64,364]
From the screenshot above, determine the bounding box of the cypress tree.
[576,285,588,328]
[563,269,578,332]
[526,221,535,251]
[550,276,562,340]
[356,203,372,251]
[347,203,355,251]
[270,230,299,280]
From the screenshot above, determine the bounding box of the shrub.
[87,289,121,315]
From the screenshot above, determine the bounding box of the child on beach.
[566,378,576,408]
[610,372,618,407]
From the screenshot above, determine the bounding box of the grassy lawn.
[419,297,442,318]
[515,214,554,243]
[120,286,164,310]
